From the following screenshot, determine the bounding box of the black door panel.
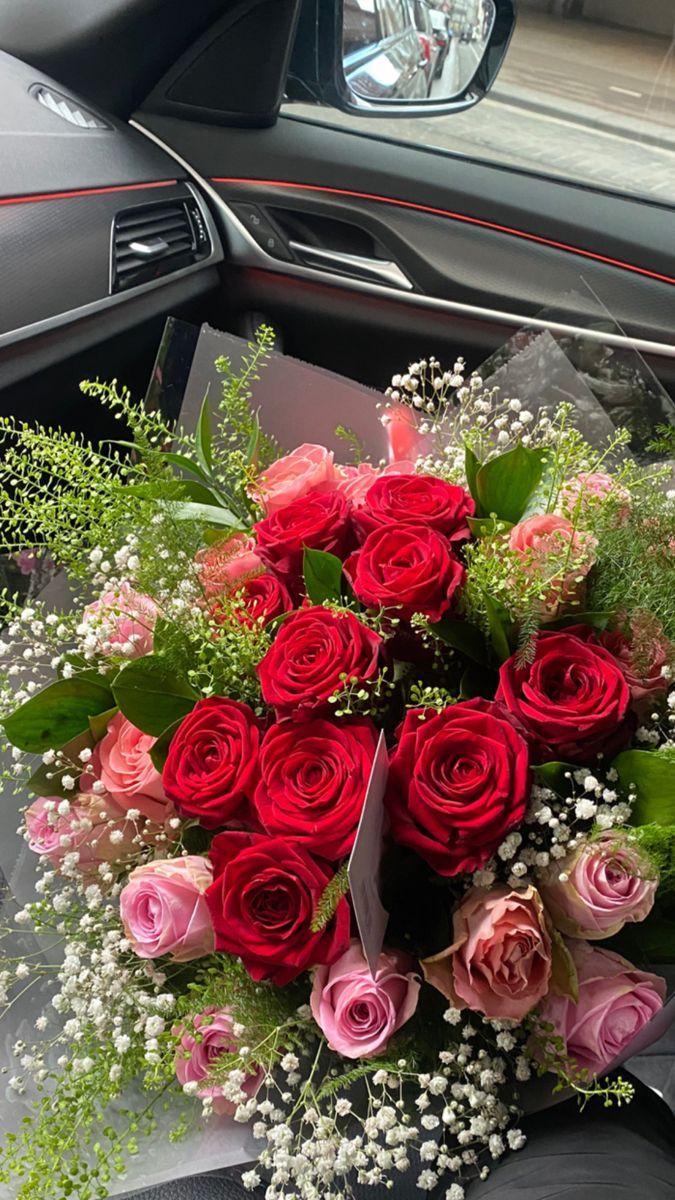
[139,112,675,288]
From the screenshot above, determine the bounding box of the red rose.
[345,524,465,622]
[354,473,474,542]
[497,627,633,763]
[206,832,350,984]
[163,697,261,829]
[257,606,382,716]
[253,717,378,859]
[386,699,530,877]
[211,572,292,630]
[254,487,352,589]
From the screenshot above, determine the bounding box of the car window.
[286,2,675,205]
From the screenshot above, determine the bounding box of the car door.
[127,0,675,403]
[0,0,673,419]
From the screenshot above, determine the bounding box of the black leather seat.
[121,1074,675,1200]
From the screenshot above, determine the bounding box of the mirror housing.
[287,0,516,118]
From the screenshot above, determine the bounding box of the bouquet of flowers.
[0,328,673,1200]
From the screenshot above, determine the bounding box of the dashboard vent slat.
[32,85,110,130]
[110,197,211,293]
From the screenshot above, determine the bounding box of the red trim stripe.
[212,177,675,289]
[0,179,178,208]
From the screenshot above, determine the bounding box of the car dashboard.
[0,49,223,390]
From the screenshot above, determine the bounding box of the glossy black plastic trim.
[287,0,516,117]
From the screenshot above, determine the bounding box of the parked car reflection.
[343,0,429,101]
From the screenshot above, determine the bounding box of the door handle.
[288,241,413,291]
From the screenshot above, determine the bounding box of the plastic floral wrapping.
[0,309,667,1200]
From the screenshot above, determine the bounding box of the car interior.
[0,0,673,443]
[0,2,673,1191]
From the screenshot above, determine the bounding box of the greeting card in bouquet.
[0,311,674,1200]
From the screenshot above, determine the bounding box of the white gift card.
[348,731,389,978]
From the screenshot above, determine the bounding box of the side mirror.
[288,0,516,117]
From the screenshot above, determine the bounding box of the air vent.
[32,85,110,130]
[110,197,211,293]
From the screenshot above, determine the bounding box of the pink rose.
[423,886,552,1022]
[81,582,158,658]
[85,712,170,824]
[253,443,338,516]
[540,832,657,940]
[560,473,630,524]
[600,629,669,719]
[508,514,597,617]
[24,794,139,875]
[174,1007,264,1114]
[195,534,263,599]
[381,402,429,464]
[311,940,420,1059]
[335,462,415,509]
[538,941,666,1077]
[120,855,214,961]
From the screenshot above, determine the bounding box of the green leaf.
[464,444,480,503]
[613,749,675,826]
[425,617,488,665]
[484,594,511,662]
[161,451,214,486]
[245,418,261,467]
[474,444,545,524]
[547,611,612,632]
[149,718,184,773]
[28,729,95,799]
[112,657,198,737]
[196,391,214,472]
[168,501,241,528]
[303,548,344,605]
[178,480,228,507]
[2,677,114,754]
[467,515,513,538]
[88,706,118,742]
[533,761,575,794]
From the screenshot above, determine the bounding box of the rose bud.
[81,581,158,658]
[507,514,597,619]
[538,941,665,1078]
[345,524,465,623]
[423,886,552,1022]
[195,533,263,599]
[253,717,379,860]
[386,699,530,877]
[252,443,338,516]
[257,605,382,718]
[599,628,670,720]
[120,856,214,962]
[81,712,171,824]
[254,487,352,592]
[353,473,474,542]
[311,940,420,1059]
[497,626,633,763]
[206,832,350,985]
[539,832,657,940]
[162,697,261,830]
[559,472,631,524]
[174,1007,264,1114]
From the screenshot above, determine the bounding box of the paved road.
[286,13,675,203]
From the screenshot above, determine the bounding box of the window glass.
[287,2,675,204]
